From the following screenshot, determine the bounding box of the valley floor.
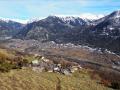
[0,39,120,90]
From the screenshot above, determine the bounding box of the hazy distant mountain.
[0,19,24,36]
[4,10,120,54]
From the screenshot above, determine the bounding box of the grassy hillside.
[0,68,111,90]
[0,48,113,90]
[0,48,36,72]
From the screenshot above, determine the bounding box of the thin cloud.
[0,0,119,19]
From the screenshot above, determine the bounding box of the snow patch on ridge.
[0,13,104,24]
[54,13,104,20]
[0,17,28,24]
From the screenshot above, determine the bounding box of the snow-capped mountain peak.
[45,15,91,26]
[0,13,104,24]
[54,13,104,20]
[109,10,120,18]
[61,16,79,22]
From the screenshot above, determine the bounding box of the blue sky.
[0,0,120,20]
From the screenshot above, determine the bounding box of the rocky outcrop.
[31,56,81,75]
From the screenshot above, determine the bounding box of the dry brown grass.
[0,68,111,90]
[0,49,14,60]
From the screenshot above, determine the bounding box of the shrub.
[0,62,16,72]
[110,82,120,89]
[60,60,73,68]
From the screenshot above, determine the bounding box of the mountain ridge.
[0,10,120,54]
